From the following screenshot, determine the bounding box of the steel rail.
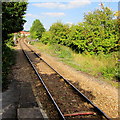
[20,42,66,120]
[38,55,111,120]
[23,40,112,120]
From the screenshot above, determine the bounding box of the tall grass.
[73,53,118,78]
[31,41,118,87]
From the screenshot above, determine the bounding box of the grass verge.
[31,41,119,88]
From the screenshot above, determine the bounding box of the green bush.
[40,31,53,44]
[40,5,118,55]
[38,4,119,83]
[49,22,70,45]
[5,34,14,46]
[101,66,117,79]
[2,35,16,90]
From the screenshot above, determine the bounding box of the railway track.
[20,38,111,120]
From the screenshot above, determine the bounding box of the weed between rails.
[31,41,119,87]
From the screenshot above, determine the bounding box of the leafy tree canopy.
[30,19,45,39]
[39,4,119,55]
[49,22,70,45]
[2,2,28,43]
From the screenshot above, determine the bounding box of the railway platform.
[2,79,45,119]
[2,44,47,119]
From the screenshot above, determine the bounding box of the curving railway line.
[19,38,111,120]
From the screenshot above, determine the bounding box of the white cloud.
[33,3,60,9]
[25,13,33,17]
[42,12,65,17]
[25,12,65,18]
[25,13,41,18]
[32,0,91,9]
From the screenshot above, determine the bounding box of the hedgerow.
[40,5,119,55]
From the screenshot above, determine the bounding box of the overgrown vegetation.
[29,4,119,85]
[2,2,28,89]
[2,2,28,43]
[31,42,119,87]
[40,5,119,55]
[2,35,16,89]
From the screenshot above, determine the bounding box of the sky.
[23,0,119,31]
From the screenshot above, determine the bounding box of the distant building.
[13,31,30,45]
[19,31,30,37]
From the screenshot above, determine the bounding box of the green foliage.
[2,2,28,89]
[31,42,119,86]
[2,2,28,43]
[40,5,118,55]
[49,44,73,59]
[40,31,53,44]
[81,6,118,54]
[68,23,87,53]
[37,4,119,83]
[2,43,16,89]
[30,19,45,39]
[101,66,117,79]
[49,22,70,45]
[34,4,119,82]
[5,34,14,46]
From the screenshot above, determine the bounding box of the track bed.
[20,38,111,120]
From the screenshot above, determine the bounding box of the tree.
[49,22,70,45]
[2,2,28,88]
[82,4,119,54]
[2,2,28,43]
[40,4,119,55]
[30,19,45,39]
